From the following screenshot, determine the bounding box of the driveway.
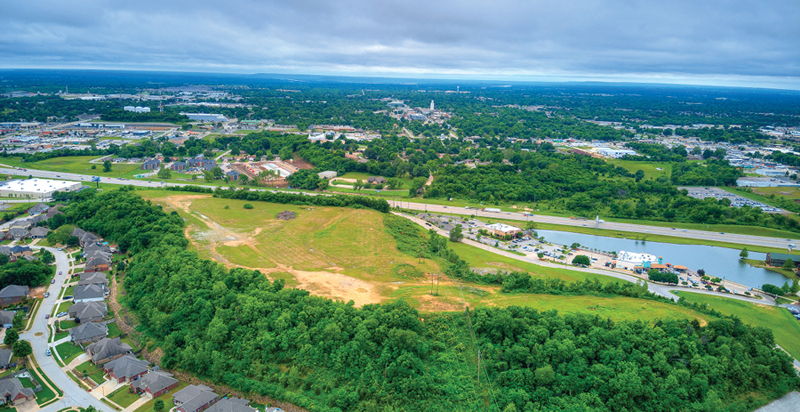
[21,246,116,412]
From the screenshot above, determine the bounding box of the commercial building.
[486,223,522,237]
[766,253,800,268]
[0,179,82,199]
[596,148,636,158]
[124,106,151,113]
[182,113,227,122]
[614,251,660,271]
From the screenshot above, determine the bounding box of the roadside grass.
[55,342,83,364]
[1,156,143,179]
[107,385,142,408]
[751,186,800,200]
[133,381,189,412]
[673,291,800,361]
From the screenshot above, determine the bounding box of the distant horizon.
[2,67,800,93]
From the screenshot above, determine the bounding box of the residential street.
[20,246,115,412]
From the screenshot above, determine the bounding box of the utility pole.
[477,348,482,384]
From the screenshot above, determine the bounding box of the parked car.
[43,292,50,298]
[45,314,50,319]
[50,279,55,284]
[56,312,68,318]
[45,349,51,357]
[57,248,62,251]
[63,295,73,300]
[59,271,62,275]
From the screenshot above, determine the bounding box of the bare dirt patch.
[261,265,382,307]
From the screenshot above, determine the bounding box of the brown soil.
[289,155,314,170]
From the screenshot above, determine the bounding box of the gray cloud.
[1,0,798,88]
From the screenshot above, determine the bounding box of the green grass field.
[673,291,800,360]
[1,156,144,179]
[607,159,676,180]
[751,186,800,200]
[55,341,84,364]
[108,386,142,408]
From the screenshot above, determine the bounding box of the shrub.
[572,255,591,266]
[243,204,254,209]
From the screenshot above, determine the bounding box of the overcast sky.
[1,0,799,89]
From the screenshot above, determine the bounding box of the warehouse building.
[0,179,83,199]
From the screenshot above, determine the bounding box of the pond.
[536,229,792,289]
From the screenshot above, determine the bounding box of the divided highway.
[2,166,794,250]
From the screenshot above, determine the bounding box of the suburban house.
[104,355,149,383]
[69,322,109,345]
[78,272,109,288]
[69,301,108,323]
[205,398,258,412]
[72,228,100,247]
[27,203,49,215]
[73,284,108,303]
[131,371,179,398]
[0,311,15,328]
[0,377,36,405]
[171,161,187,171]
[84,256,111,273]
[0,285,29,306]
[28,215,47,225]
[173,384,219,412]
[225,170,240,181]
[86,337,132,364]
[141,159,161,170]
[46,206,63,219]
[29,227,50,239]
[0,348,13,369]
[367,176,386,184]
[9,246,33,259]
[6,228,29,241]
[766,252,800,268]
[85,243,113,256]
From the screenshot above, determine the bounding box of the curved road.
[3,166,793,250]
[21,246,115,412]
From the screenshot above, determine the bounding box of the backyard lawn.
[75,359,105,385]
[133,381,189,412]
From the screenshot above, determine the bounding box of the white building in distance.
[123,106,151,113]
[0,179,83,199]
[486,223,522,237]
[596,148,636,158]
[615,251,659,271]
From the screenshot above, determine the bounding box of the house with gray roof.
[86,337,132,364]
[174,385,219,412]
[29,227,50,238]
[85,243,112,256]
[46,206,63,219]
[0,311,15,328]
[74,284,107,303]
[205,398,257,412]
[72,228,100,247]
[27,203,49,215]
[6,228,28,241]
[141,158,161,170]
[84,256,111,273]
[0,377,35,405]
[131,371,179,398]
[28,215,47,225]
[78,272,109,288]
[104,354,149,383]
[8,246,32,258]
[69,322,108,345]
[0,286,29,306]
[0,348,12,369]
[69,301,108,323]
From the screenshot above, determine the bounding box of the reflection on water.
[536,229,791,289]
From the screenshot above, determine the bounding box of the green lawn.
[1,156,144,179]
[108,386,142,408]
[107,322,123,339]
[133,381,189,412]
[58,320,77,330]
[55,341,84,364]
[56,301,72,314]
[673,291,800,361]
[75,360,105,385]
[18,377,35,388]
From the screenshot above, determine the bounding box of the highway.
[21,246,115,412]
[388,200,797,250]
[1,166,795,250]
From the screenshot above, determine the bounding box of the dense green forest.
[51,187,800,411]
[0,259,51,289]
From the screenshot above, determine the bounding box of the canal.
[536,229,792,289]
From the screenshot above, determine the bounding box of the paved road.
[3,166,796,250]
[21,246,115,412]
[389,201,798,250]
[397,212,776,305]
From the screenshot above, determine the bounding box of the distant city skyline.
[1,0,798,90]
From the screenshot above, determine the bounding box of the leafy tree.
[157,167,172,179]
[204,171,214,182]
[783,259,795,270]
[762,284,784,296]
[648,269,678,284]
[12,311,24,330]
[243,204,254,209]
[66,235,80,247]
[572,255,591,266]
[39,249,55,264]
[154,399,165,412]
[12,340,31,357]
[739,248,749,259]
[634,170,645,182]
[449,224,463,242]
[0,255,8,265]
[3,328,18,346]
[103,160,112,172]
[212,167,224,180]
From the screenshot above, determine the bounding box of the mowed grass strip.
[2,156,143,178]
[673,291,800,361]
